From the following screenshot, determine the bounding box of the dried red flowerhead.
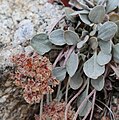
[35,100,75,120]
[11,52,59,104]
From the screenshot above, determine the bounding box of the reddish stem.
[89,90,96,120]
[65,81,87,120]
[48,15,65,34]
[63,45,75,67]
[53,48,65,68]
[73,89,96,120]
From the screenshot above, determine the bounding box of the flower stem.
[56,82,61,102]
[73,89,96,120]
[65,81,87,120]
[96,99,116,120]
[63,45,75,67]
[50,93,52,102]
[48,15,65,34]
[53,48,65,68]
[90,90,96,120]
[46,93,50,105]
[40,95,44,120]
[65,76,70,104]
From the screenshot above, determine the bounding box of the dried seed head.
[35,100,75,120]
[10,52,59,104]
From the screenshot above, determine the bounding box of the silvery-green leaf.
[71,10,89,16]
[98,21,118,41]
[89,5,105,23]
[65,7,76,22]
[49,29,65,46]
[99,40,112,54]
[31,33,51,55]
[52,67,66,81]
[70,70,83,90]
[79,14,92,25]
[77,35,89,48]
[91,75,104,91]
[106,0,119,13]
[89,37,98,50]
[113,43,119,63]
[83,52,105,79]
[97,23,102,31]
[97,51,112,66]
[66,51,79,77]
[77,85,92,116]
[64,30,80,45]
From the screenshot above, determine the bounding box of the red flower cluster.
[35,100,75,120]
[11,53,59,104]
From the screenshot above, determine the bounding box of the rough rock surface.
[0,0,63,67]
[0,69,39,120]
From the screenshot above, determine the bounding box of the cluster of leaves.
[30,0,119,119]
[26,0,119,119]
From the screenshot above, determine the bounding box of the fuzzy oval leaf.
[98,21,118,41]
[89,5,105,23]
[31,33,51,55]
[52,67,66,81]
[97,51,112,66]
[83,52,105,79]
[65,7,76,22]
[64,30,80,45]
[66,51,79,77]
[70,70,83,90]
[49,29,65,46]
[91,75,104,91]
[79,14,92,25]
[106,0,119,13]
[99,40,112,54]
[113,43,119,63]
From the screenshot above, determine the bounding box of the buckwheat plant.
[11,52,59,104]
[11,0,119,120]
